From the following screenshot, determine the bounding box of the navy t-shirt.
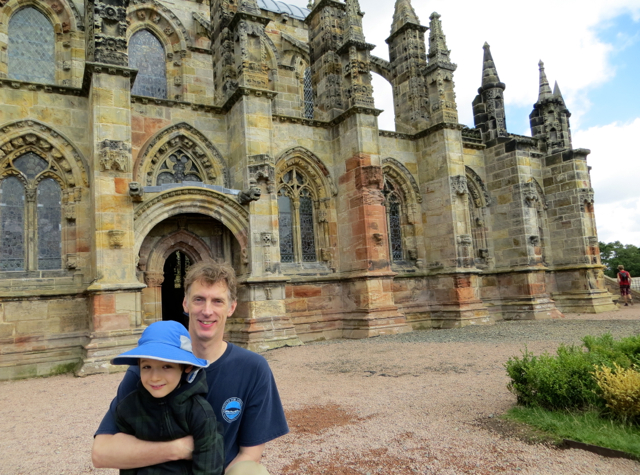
[95,342,289,468]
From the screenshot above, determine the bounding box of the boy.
[111,320,224,475]
[617,265,633,306]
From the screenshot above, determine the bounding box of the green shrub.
[506,333,640,412]
[505,345,602,410]
[583,334,640,368]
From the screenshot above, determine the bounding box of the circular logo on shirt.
[222,397,243,423]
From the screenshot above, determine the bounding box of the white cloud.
[287,0,640,243]
[352,0,640,129]
[573,118,640,243]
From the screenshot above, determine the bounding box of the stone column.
[78,0,145,376]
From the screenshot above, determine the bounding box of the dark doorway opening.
[161,250,191,329]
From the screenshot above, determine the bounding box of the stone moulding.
[133,187,250,255]
[0,119,89,187]
[134,121,226,187]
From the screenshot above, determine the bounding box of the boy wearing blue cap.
[111,320,224,475]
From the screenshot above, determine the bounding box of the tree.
[599,241,640,278]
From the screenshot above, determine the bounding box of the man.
[92,260,288,475]
[617,264,634,306]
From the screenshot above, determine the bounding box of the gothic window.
[383,179,403,261]
[303,68,314,119]
[468,193,487,263]
[278,169,317,263]
[8,8,55,84]
[129,29,167,99]
[155,150,203,185]
[0,152,62,271]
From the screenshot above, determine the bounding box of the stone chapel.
[0,0,616,379]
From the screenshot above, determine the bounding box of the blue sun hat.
[112,321,208,377]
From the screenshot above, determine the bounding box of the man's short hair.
[618,265,625,270]
[184,260,237,302]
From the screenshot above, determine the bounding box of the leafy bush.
[506,333,640,413]
[505,345,602,410]
[583,333,640,367]
[593,363,640,424]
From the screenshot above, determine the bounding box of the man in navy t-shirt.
[92,261,289,475]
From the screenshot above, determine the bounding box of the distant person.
[111,320,224,475]
[93,261,288,475]
[617,265,634,306]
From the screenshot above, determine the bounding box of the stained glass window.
[14,153,48,179]
[37,179,62,270]
[8,8,55,84]
[129,30,167,99]
[278,193,294,263]
[384,180,403,261]
[299,190,316,262]
[156,150,202,185]
[278,168,318,264]
[0,177,25,271]
[303,68,314,119]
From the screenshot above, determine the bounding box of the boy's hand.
[175,435,195,460]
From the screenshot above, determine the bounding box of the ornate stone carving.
[450,175,468,195]
[65,204,76,221]
[108,230,126,248]
[529,235,540,246]
[90,0,129,66]
[66,253,78,270]
[99,140,130,172]
[0,120,89,187]
[237,185,261,204]
[129,182,144,202]
[137,125,225,186]
[144,271,165,287]
[579,187,595,211]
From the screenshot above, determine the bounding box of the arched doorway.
[161,250,191,328]
[138,213,242,326]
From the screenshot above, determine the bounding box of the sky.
[285,0,640,245]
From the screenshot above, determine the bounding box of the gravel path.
[1,306,639,475]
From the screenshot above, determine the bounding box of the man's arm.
[92,433,194,469]
[224,444,265,474]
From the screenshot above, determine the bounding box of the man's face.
[182,279,237,345]
[139,358,183,398]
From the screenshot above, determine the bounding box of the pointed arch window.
[8,8,55,84]
[278,169,317,263]
[0,152,62,271]
[383,179,403,261]
[129,29,167,99]
[467,193,488,263]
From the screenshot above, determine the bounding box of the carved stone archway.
[139,229,213,325]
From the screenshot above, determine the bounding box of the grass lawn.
[504,406,640,459]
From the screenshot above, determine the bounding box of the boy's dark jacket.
[115,369,224,475]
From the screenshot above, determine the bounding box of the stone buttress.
[306,0,410,338]
[416,12,489,328]
[210,0,302,351]
[79,0,145,375]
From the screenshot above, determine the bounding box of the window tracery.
[278,168,317,263]
[155,150,203,185]
[8,8,55,84]
[383,179,403,261]
[0,152,62,271]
